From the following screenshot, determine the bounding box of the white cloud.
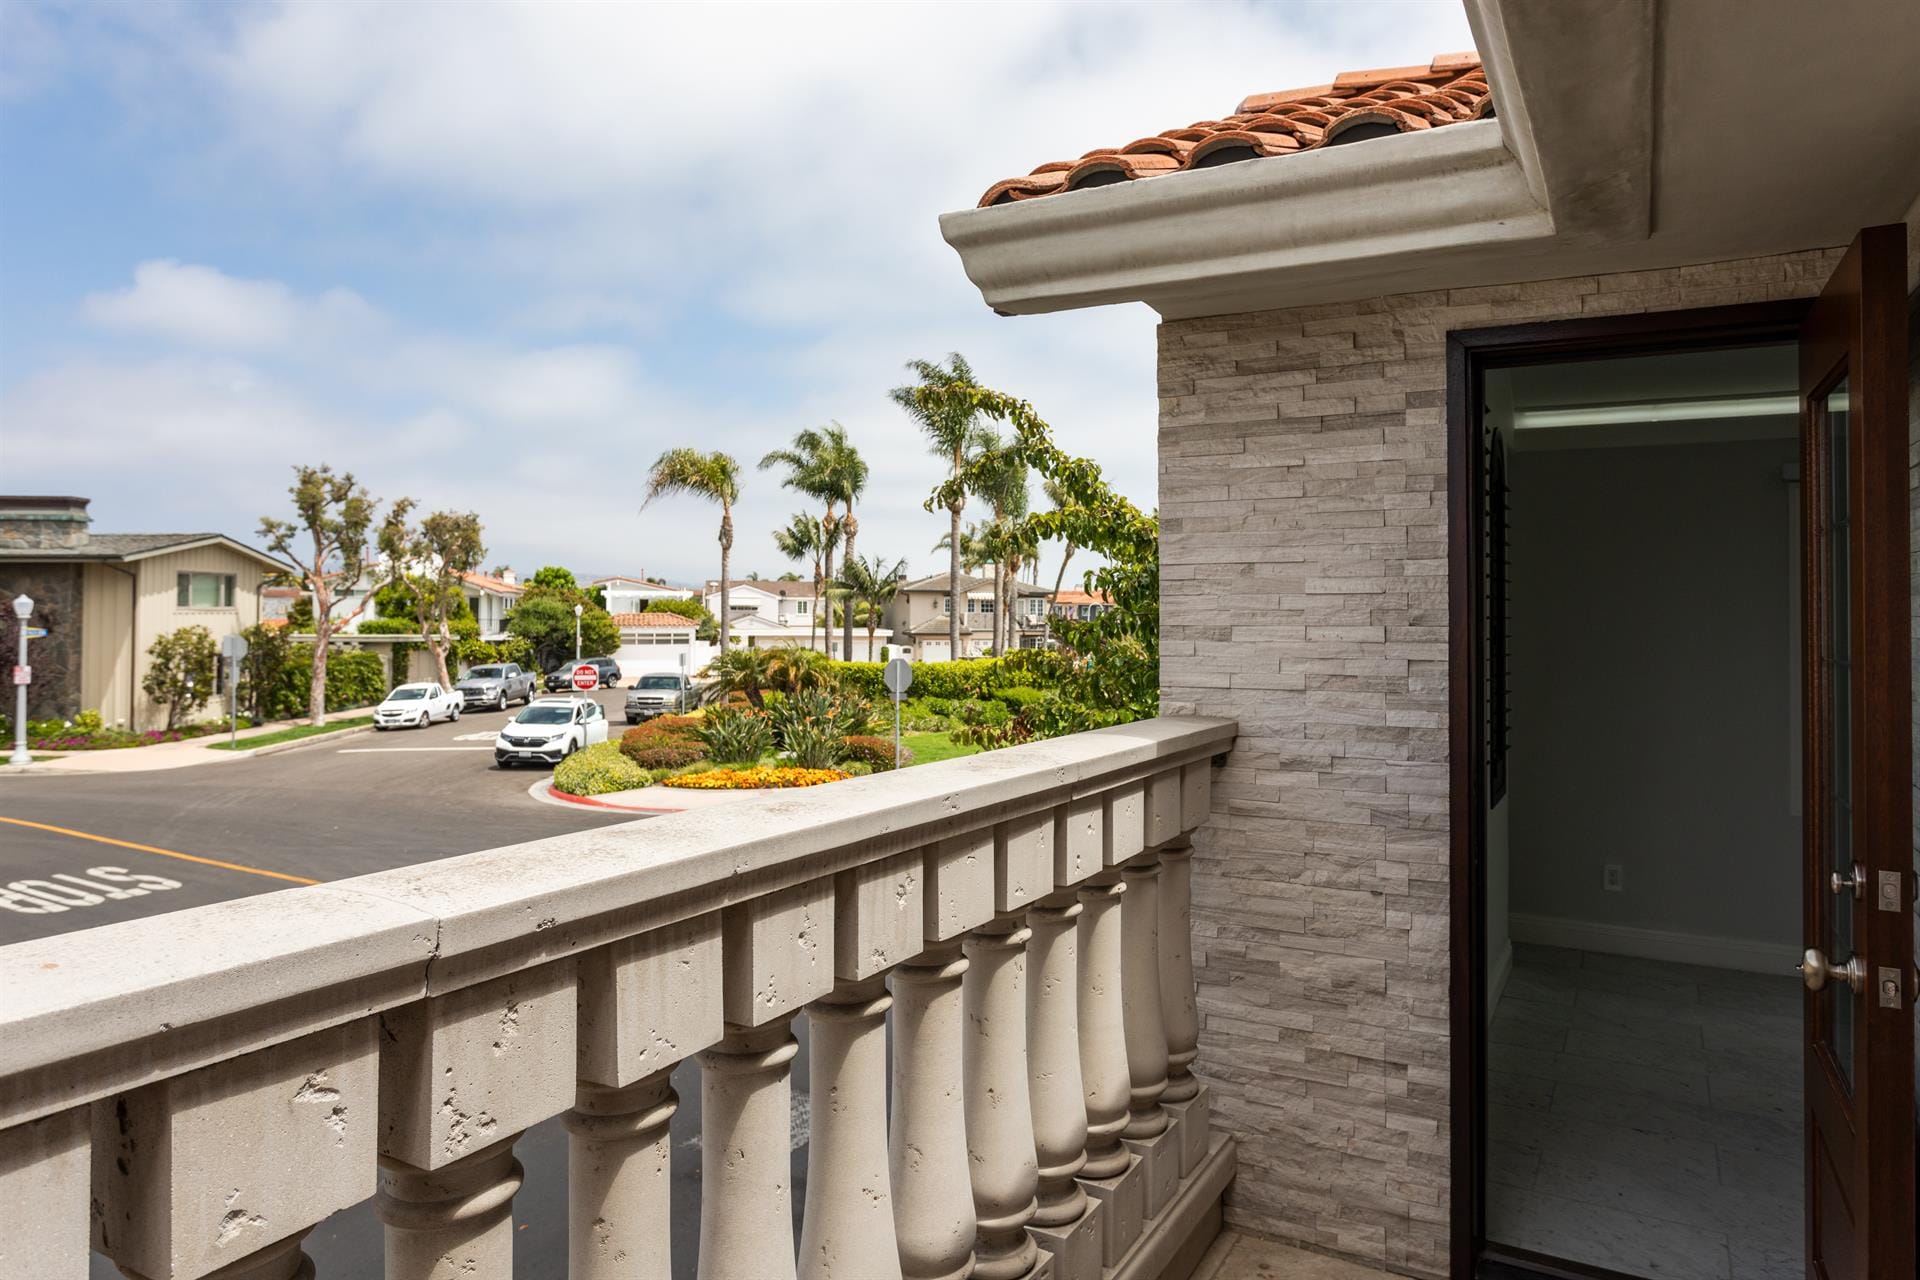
[81,259,377,350]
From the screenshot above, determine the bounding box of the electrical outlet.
[1603,864,1624,893]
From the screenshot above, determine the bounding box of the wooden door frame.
[1445,299,1816,1279]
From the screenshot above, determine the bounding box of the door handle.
[1829,863,1865,898]
[1800,948,1865,993]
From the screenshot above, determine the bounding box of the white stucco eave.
[938,121,1554,319]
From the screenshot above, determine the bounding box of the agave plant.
[694,705,774,764]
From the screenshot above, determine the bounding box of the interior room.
[1479,345,1806,1280]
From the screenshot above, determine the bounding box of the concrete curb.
[537,775,687,817]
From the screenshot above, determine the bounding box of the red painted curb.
[545,784,685,814]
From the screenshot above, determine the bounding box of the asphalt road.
[0,691,813,1279]
[0,687,642,944]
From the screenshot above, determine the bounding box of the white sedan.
[493,696,610,767]
[373,682,463,730]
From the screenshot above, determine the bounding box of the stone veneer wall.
[0,563,83,721]
[1157,247,1844,1276]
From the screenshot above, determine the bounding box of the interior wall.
[1507,435,1802,965]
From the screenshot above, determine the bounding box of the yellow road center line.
[0,815,319,886]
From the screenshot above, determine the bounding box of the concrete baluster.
[570,915,725,1280]
[800,976,900,1280]
[1024,890,1101,1280]
[91,1021,378,1280]
[962,918,1039,1280]
[1121,851,1179,1218]
[889,941,975,1280]
[376,1138,522,1278]
[1157,840,1199,1104]
[375,961,578,1280]
[1074,870,1142,1265]
[565,1071,678,1280]
[697,1020,800,1280]
[0,1109,89,1280]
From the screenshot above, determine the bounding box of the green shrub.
[621,742,703,770]
[771,689,869,769]
[827,657,1029,702]
[958,699,1011,728]
[991,686,1048,710]
[695,706,773,764]
[553,741,655,796]
[841,734,910,771]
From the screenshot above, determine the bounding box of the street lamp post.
[10,594,33,766]
[574,602,584,662]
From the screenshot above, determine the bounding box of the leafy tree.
[913,379,1160,730]
[380,507,487,687]
[833,554,907,662]
[587,584,607,610]
[529,565,580,593]
[894,354,994,657]
[260,465,407,723]
[772,512,839,649]
[143,625,218,729]
[1044,478,1078,609]
[235,621,293,722]
[641,449,742,650]
[508,587,620,672]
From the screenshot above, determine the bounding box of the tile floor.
[1485,943,1803,1280]
[1191,1230,1395,1280]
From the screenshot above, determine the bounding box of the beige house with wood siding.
[0,496,289,729]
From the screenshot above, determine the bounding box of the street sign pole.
[10,594,33,766]
[220,633,251,749]
[882,657,913,769]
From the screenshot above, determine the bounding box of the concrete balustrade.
[0,716,1236,1280]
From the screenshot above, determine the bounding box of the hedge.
[828,657,1024,702]
[554,741,654,796]
[261,646,390,719]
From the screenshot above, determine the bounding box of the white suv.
[493,696,610,767]
[374,682,462,730]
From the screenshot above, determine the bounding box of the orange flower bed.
[661,766,849,790]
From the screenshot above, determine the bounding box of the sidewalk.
[0,714,374,776]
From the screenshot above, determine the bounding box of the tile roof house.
[941,6,1920,1278]
[0,495,291,729]
[457,570,523,640]
[882,572,1051,661]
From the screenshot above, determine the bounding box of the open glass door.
[1798,223,1915,1280]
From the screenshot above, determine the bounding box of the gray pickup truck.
[624,672,696,724]
[457,663,536,711]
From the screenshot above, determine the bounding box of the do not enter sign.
[571,663,599,692]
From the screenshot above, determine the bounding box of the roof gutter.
[939,120,1552,317]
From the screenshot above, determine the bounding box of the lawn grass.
[902,731,980,765]
[205,716,375,751]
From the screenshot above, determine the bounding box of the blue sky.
[0,0,1474,586]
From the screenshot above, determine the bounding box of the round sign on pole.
[883,657,913,696]
[572,663,599,692]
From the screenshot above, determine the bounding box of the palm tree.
[933,521,994,653]
[892,353,987,658]
[641,449,742,650]
[959,441,1030,653]
[834,554,908,661]
[761,423,867,658]
[772,513,839,650]
[701,647,774,707]
[1044,477,1078,611]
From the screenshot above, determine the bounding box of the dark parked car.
[544,656,622,691]
[456,663,535,711]
[624,672,696,724]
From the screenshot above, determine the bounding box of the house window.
[795,600,809,614]
[943,598,952,614]
[979,597,994,614]
[177,572,237,608]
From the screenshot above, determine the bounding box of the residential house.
[1048,588,1113,623]
[702,578,889,658]
[0,495,290,729]
[940,13,1920,1278]
[457,569,522,641]
[594,574,697,615]
[609,610,709,680]
[881,572,1050,661]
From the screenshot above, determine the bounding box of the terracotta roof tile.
[976,53,1488,208]
[611,611,699,629]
